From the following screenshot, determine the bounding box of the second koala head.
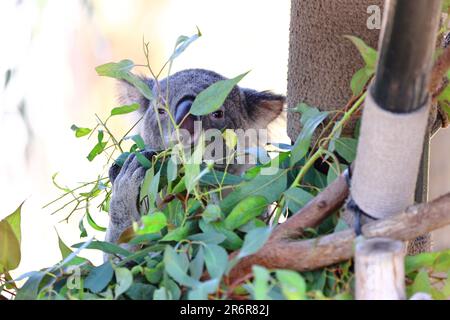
[117,68,285,150]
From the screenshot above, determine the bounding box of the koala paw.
[106,150,155,245]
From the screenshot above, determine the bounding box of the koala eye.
[211,110,224,119]
[157,108,167,115]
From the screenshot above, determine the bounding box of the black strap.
[345,165,379,236]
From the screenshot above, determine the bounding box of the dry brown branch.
[430,45,450,98]
[228,177,450,282]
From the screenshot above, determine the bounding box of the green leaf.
[188,279,219,300]
[96,59,134,78]
[189,247,205,280]
[115,268,133,299]
[224,196,268,231]
[95,59,154,101]
[79,219,87,238]
[4,202,23,245]
[410,270,432,296]
[351,67,373,96]
[87,142,107,161]
[253,266,270,300]
[138,212,167,235]
[0,221,20,272]
[86,211,107,232]
[161,222,194,242]
[203,244,228,279]
[276,270,307,300]
[199,220,242,250]
[153,287,170,300]
[284,187,314,214]
[72,241,132,257]
[433,253,450,273]
[167,158,178,182]
[14,271,46,300]
[70,125,91,138]
[327,163,346,185]
[334,218,349,233]
[144,264,163,284]
[202,204,223,224]
[163,246,200,288]
[127,134,146,150]
[126,283,155,300]
[220,168,287,214]
[344,35,378,69]
[290,104,329,166]
[114,152,131,167]
[84,261,114,294]
[184,140,205,193]
[405,251,440,274]
[111,103,140,116]
[134,151,152,169]
[188,231,226,245]
[238,218,266,233]
[57,233,87,266]
[170,27,202,61]
[200,170,244,186]
[238,227,271,259]
[190,71,250,116]
[334,137,358,163]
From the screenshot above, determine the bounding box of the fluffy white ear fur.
[116,77,154,112]
[243,89,285,129]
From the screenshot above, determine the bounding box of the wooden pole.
[355,237,406,300]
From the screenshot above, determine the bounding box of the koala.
[105,68,285,246]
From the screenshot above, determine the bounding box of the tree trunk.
[287,0,433,254]
[287,0,383,140]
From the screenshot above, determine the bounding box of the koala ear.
[243,89,285,128]
[116,76,154,112]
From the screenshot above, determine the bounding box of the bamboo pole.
[354,237,406,300]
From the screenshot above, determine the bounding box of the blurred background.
[0,0,449,279]
[0,0,290,277]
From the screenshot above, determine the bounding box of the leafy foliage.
[2,29,450,301]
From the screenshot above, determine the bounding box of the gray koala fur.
[105,68,285,250]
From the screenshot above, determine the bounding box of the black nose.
[175,100,198,134]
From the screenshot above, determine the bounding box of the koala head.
[117,68,285,150]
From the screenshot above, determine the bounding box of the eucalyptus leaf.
[220,168,287,214]
[111,103,140,116]
[115,268,133,299]
[238,227,271,259]
[224,196,268,231]
[290,104,328,166]
[71,125,91,138]
[188,279,219,300]
[72,241,132,257]
[344,35,378,69]
[163,246,200,288]
[276,270,307,300]
[126,283,155,300]
[57,233,87,266]
[138,212,167,235]
[283,187,314,214]
[203,244,228,279]
[202,204,223,224]
[253,266,270,300]
[84,261,114,294]
[334,137,358,163]
[190,71,249,116]
[189,246,205,281]
[0,221,20,272]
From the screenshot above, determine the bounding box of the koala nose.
[175,100,198,135]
